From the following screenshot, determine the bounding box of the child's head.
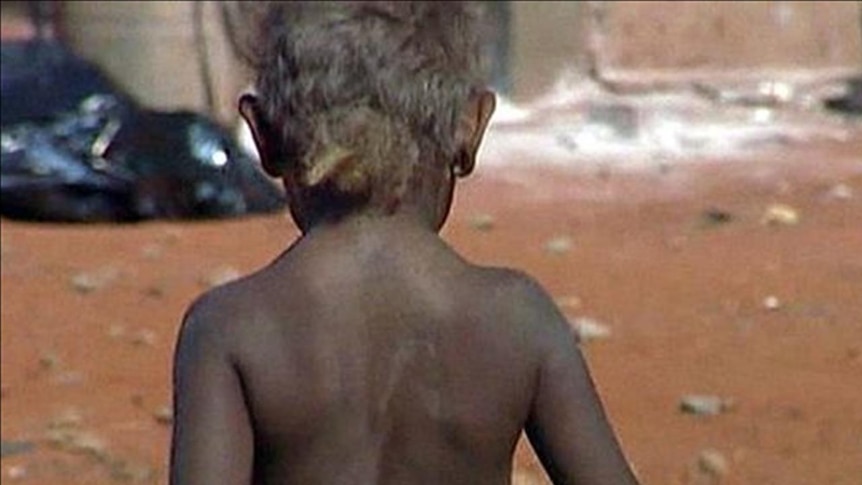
[239,1,495,231]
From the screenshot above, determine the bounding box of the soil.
[2,136,861,484]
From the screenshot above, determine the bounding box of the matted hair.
[242,1,489,212]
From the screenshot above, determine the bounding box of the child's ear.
[454,89,496,178]
[238,94,283,178]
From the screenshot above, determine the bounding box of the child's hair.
[242,1,488,214]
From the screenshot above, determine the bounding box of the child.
[170,2,640,484]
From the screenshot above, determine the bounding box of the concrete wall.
[59,1,249,123]
[509,1,862,99]
[599,1,862,77]
[509,2,589,100]
[57,1,862,113]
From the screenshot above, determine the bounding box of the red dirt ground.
[2,136,861,484]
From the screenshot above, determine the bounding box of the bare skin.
[170,92,640,485]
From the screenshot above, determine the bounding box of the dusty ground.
[2,135,861,484]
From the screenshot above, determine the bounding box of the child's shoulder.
[467,265,571,335]
[179,270,269,341]
[469,265,553,305]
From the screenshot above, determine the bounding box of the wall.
[509,1,862,99]
[59,1,248,123]
[57,1,862,112]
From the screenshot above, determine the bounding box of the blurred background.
[2,2,861,484]
[5,1,859,116]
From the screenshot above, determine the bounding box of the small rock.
[761,204,800,226]
[202,266,241,288]
[1,440,35,458]
[48,407,84,430]
[38,352,61,370]
[68,431,109,459]
[141,244,163,260]
[544,236,574,254]
[6,465,27,481]
[556,295,583,311]
[570,317,612,342]
[143,285,165,298]
[108,324,127,340]
[468,213,495,231]
[46,427,108,460]
[152,406,173,426]
[131,329,157,347]
[52,371,85,386]
[70,267,119,294]
[700,208,734,227]
[109,460,155,483]
[826,183,853,201]
[698,449,729,477]
[680,395,735,416]
[762,295,782,311]
[70,275,99,294]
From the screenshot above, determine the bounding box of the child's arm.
[518,279,640,485]
[170,300,253,485]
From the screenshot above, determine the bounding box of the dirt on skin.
[2,136,861,485]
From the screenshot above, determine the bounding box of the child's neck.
[303,209,439,242]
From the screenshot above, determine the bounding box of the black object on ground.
[824,77,862,116]
[1,440,35,458]
[1,39,285,222]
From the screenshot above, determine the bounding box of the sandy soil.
[2,135,861,484]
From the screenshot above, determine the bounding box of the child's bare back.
[170,3,639,484]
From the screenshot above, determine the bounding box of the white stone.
[545,236,574,254]
[698,449,729,477]
[761,204,800,226]
[570,317,612,342]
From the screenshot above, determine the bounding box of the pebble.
[140,244,163,260]
[152,406,173,426]
[826,183,853,201]
[762,295,782,311]
[143,285,165,298]
[468,213,495,231]
[52,371,85,387]
[202,266,242,288]
[109,460,155,483]
[70,267,120,294]
[698,449,729,477]
[761,204,800,226]
[6,465,27,480]
[108,324,127,340]
[680,395,735,416]
[700,208,734,227]
[67,431,109,459]
[570,317,612,342]
[556,295,583,311]
[46,428,109,460]
[48,407,84,430]
[544,236,574,254]
[131,329,157,347]
[38,352,61,370]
